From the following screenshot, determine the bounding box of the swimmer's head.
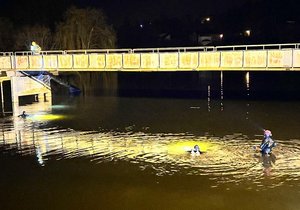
[194,145,200,152]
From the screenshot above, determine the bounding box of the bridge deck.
[1,43,300,72]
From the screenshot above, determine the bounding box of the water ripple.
[1,118,300,191]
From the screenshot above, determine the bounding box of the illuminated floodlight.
[201,17,211,24]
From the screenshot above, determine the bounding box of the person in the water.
[18,111,28,118]
[191,145,201,155]
[260,129,276,155]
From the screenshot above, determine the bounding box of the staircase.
[21,71,81,95]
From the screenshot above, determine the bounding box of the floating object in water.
[190,145,202,155]
[18,111,28,118]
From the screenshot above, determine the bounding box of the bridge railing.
[213,43,300,51]
[1,43,300,71]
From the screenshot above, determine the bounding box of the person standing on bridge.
[31,41,41,55]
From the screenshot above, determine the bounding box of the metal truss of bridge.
[1,43,300,72]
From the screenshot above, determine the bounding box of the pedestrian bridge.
[1,43,300,72]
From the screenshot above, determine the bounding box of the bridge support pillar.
[10,76,19,104]
[10,76,20,116]
[0,81,5,115]
[7,71,52,116]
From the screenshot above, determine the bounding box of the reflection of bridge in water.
[1,43,300,72]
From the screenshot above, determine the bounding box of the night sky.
[88,0,244,22]
[0,0,244,24]
[0,0,299,47]
[0,0,297,27]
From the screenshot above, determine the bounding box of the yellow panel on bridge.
[293,50,300,67]
[159,53,178,69]
[199,52,220,68]
[106,54,122,69]
[244,50,267,67]
[58,55,73,69]
[89,54,105,69]
[29,55,43,69]
[179,52,198,69]
[16,56,29,69]
[0,56,11,69]
[43,55,58,69]
[123,54,140,69]
[141,53,159,69]
[221,51,243,68]
[268,50,292,68]
[73,54,89,68]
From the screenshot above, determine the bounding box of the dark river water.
[1,73,300,210]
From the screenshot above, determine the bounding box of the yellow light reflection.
[167,140,215,155]
[4,118,300,191]
[245,72,250,84]
[29,114,66,121]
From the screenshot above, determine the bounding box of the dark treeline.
[0,2,117,96]
[0,4,116,51]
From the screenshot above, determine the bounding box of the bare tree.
[14,25,52,51]
[53,7,118,96]
[53,6,116,50]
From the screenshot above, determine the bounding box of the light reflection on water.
[1,114,300,192]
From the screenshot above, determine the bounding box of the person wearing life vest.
[260,129,276,155]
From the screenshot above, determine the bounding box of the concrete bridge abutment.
[6,71,52,116]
